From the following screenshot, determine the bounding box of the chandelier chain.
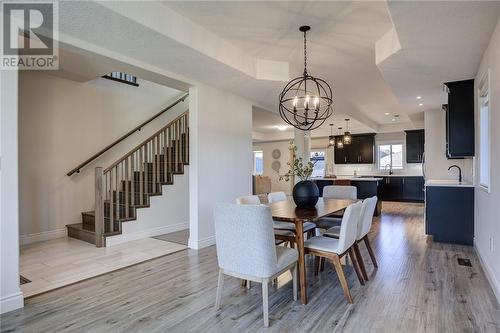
[303,30,307,76]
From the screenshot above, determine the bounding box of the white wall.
[474,17,500,303]
[1,69,24,313]
[424,109,474,183]
[19,72,189,243]
[188,84,252,249]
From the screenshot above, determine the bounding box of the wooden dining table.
[269,197,356,305]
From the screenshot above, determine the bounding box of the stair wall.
[105,168,189,246]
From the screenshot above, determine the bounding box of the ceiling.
[53,1,500,140]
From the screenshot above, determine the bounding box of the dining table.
[269,197,356,305]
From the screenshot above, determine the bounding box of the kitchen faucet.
[448,165,462,183]
[385,163,393,175]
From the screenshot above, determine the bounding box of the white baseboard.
[188,235,215,250]
[475,243,500,304]
[0,291,24,314]
[106,222,188,247]
[19,228,67,246]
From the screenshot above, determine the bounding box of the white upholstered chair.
[214,203,298,327]
[324,196,378,281]
[304,201,364,303]
[315,185,358,230]
[267,192,316,236]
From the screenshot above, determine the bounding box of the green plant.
[279,142,316,182]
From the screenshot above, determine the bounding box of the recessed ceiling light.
[419,103,423,106]
[384,112,390,116]
[416,96,422,100]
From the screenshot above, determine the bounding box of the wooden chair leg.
[353,242,369,281]
[348,248,365,286]
[314,256,320,276]
[320,257,325,272]
[292,263,298,301]
[363,235,378,268]
[331,255,353,304]
[262,279,269,327]
[240,279,246,287]
[215,270,224,310]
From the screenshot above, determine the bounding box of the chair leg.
[262,279,269,327]
[215,270,224,310]
[246,280,251,289]
[363,235,378,268]
[348,248,365,286]
[353,242,368,281]
[331,255,353,304]
[240,279,246,287]
[292,263,298,301]
[320,257,325,272]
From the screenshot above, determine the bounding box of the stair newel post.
[156,134,161,184]
[109,167,114,233]
[139,146,144,205]
[163,128,168,183]
[95,167,105,247]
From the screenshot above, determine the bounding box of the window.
[253,150,263,175]
[378,144,403,170]
[479,71,490,191]
[310,151,325,178]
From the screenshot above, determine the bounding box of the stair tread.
[66,223,121,236]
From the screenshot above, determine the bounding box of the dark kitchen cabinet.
[426,186,474,245]
[380,176,424,202]
[444,79,475,158]
[406,129,425,163]
[334,134,375,164]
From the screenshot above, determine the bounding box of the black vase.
[292,180,319,208]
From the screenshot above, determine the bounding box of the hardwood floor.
[2,202,499,332]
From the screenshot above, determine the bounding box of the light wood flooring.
[2,202,499,332]
[154,229,189,246]
[19,237,187,298]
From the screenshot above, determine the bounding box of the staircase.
[67,111,189,246]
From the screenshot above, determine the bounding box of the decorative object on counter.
[271,160,281,173]
[278,26,333,131]
[328,123,335,148]
[342,119,352,145]
[336,127,344,149]
[272,149,281,159]
[280,143,319,208]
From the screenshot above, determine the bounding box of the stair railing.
[67,93,188,176]
[94,111,189,247]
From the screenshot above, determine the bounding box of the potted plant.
[279,143,319,208]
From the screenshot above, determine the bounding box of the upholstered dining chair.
[315,185,358,231]
[213,203,298,327]
[304,201,364,303]
[267,192,316,238]
[324,196,378,281]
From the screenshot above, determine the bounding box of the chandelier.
[337,127,344,149]
[278,26,333,131]
[343,118,352,145]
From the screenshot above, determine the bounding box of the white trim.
[475,242,500,304]
[188,235,215,250]
[105,222,188,247]
[0,291,24,314]
[19,228,67,246]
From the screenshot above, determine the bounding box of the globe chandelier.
[278,26,333,131]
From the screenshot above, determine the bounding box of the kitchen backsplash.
[330,163,423,176]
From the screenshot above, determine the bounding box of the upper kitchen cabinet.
[334,133,375,164]
[405,129,425,163]
[444,79,475,158]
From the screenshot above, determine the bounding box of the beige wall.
[475,17,500,302]
[19,72,189,242]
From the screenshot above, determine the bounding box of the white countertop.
[425,179,474,187]
[313,176,383,181]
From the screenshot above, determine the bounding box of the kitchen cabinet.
[379,176,424,202]
[444,79,475,158]
[334,134,375,164]
[425,185,474,245]
[405,129,425,163]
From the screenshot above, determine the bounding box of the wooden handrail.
[66,93,188,176]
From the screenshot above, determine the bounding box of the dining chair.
[323,196,378,281]
[315,185,358,231]
[267,192,316,238]
[213,203,298,327]
[304,201,364,303]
